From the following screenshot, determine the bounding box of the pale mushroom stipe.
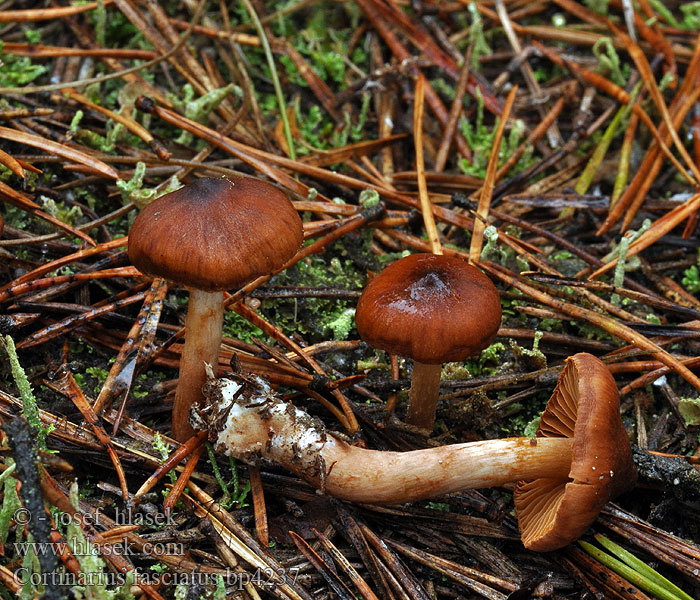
[194,352,636,551]
[128,176,303,441]
[355,253,502,429]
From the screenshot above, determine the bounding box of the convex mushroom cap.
[514,352,637,552]
[128,176,303,290]
[355,253,501,364]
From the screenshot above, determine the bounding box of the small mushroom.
[355,253,501,429]
[128,176,303,441]
[198,352,636,551]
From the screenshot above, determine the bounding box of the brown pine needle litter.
[0,1,699,598]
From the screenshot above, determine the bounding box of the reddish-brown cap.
[128,177,303,291]
[514,353,636,551]
[355,253,501,364]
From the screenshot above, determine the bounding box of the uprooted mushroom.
[193,352,636,551]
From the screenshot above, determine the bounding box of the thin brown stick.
[163,441,206,515]
[133,431,207,500]
[413,74,442,255]
[469,86,517,262]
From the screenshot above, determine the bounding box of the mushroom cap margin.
[514,352,636,551]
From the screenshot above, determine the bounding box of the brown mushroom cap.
[128,177,303,290]
[355,253,502,364]
[514,353,637,552]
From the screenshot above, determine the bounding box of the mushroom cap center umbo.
[355,253,502,363]
[128,176,303,291]
[514,352,637,552]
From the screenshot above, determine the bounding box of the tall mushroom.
[355,253,501,429]
[128,176,303,441]
[195,352,636,551]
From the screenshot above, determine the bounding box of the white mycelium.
[198,374,335,483]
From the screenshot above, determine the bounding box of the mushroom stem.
[200,376,574,505]
[320,436,573,504]
[173,289,224,440]
[406,361,442,429]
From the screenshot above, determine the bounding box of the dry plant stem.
[469,85,517,262]
[413,74,442,255]
[0,236,127,293]
[233,300,358,433]
[551,0,699,183]
[0,180,96,246]
[532,40,694,186]
[435,54,472,173]
[205,378,574,504]
[495,0,560,147]
[0,147,24,178]
[39,466,168,600]
[93,278,168,416]
[16,291,147,350]
[599,35,700,232]
[173,289,224,440]
[589,191,700,279]
[406,362,442,429]
[163,441,205,515]
[495,96,565,181]
[134,431,207,500]
[620,86,700,231]
[4,43,157,59]
[140,98,532,251]
[0,0,113,22]
[354,0,473,158]
[0,0,206,96]
[66,90,170,160]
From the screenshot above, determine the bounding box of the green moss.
[584,0,609,15]
[593,37,628,86]
[65,481,136,599]
[326,308,355,340]
[222,311,266,344]
[0,42,47,86]
[682,250,700,293]
[458,89,532,178]
[678,397,700,427]
[680,2,700,29]
[116,162,182,210]
[265,237,369,341]
[0,460,20,546]
[461,342,506,377]
[152,433,178,486]
[0,336,53,451]
[466,2,491,71]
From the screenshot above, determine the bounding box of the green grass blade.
[579,540,688,600]
[594,534,695,600]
